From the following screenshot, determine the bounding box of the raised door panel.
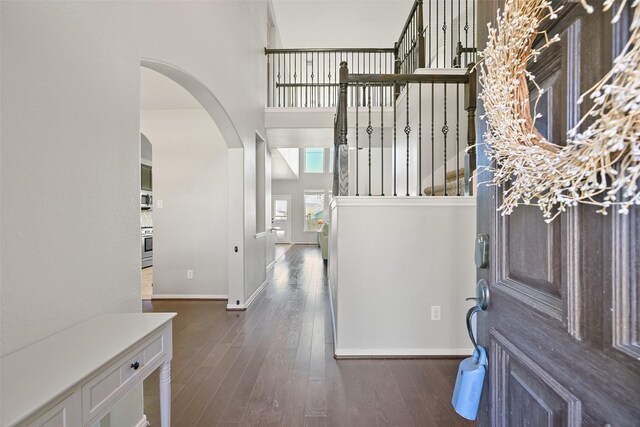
[610,206,640,359]
[490,329,581,427]
[495,13,583,332]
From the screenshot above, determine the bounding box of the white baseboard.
[266,259,276,271]
[226,279,268,311]
[135,415,149,427]
[327,281,338,347]
[152,294,228,300]
[334,348,473,358]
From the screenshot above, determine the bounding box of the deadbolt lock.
[475,233,489,269]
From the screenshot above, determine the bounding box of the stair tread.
[424,177,465,196]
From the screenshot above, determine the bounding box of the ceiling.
[270,0,414,48]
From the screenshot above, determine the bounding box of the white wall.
[140,109,229,298]
[1,0,269,423]
[329,197,476,356]
[272,149,333,244]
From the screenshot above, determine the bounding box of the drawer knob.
[131,361,141,370]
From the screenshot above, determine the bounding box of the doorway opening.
[272,194,291,246]
[140,132,153,300]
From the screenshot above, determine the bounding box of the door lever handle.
[467,280,490,310]
[465,280,490,354]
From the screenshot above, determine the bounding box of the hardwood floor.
[143,245,472,426]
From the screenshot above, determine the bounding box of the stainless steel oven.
[141,227,153,268]
[141,191,153,209]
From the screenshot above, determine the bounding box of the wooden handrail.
[347,72,469,85]
[265,48,394,54]
[395,0,421,49]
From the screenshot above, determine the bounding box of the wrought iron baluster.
[380,82,384,195]
[418,0,425,69]
[456,82,460,196]
[451,0,455,67]
[356,82,360,196]
[410,17,413,73]
[332,52,342,107]
[287,52,291,107]
[431,82,435,196]
[393,80,397,196]
[322,52,325,107]
[293,52,297,107]
[419,82,422,196]
[436,0,439,68]
[310,53,314,107]
[305,52,308,107]
[473,0,476,62]
[443,0,447,67]
[277,53,281,107]
[367,83,373,196]
[328,53,332,108]
[350,52,354,106]
[405,83,411,196]
[443,82,448,196]
[428,0,432,68]
[458,0,461,59]
[464,0,469,64]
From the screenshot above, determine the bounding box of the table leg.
[159,360,171,427]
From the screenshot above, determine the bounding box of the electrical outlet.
[187,269,193,279]
[431,305,441,321]
[157,200,164,209]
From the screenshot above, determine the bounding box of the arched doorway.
[139,60,245,306]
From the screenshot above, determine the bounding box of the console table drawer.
[81,327,167,424]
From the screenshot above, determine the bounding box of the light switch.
[157,200,164,209]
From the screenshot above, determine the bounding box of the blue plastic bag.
[451,346,487,421]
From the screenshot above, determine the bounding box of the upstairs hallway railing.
[265,0,477,108]
[265,48,396,108]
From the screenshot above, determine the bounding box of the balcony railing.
[265,48,395,108]
[265,0,477,108]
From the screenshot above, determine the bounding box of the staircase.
[264,0,478,198]
[424,168,465,196]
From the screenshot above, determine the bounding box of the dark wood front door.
[476,1,640,425]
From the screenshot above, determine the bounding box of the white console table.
[1,313,176,427]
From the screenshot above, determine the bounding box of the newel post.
[333,61,349,197]
[464,63,477,196]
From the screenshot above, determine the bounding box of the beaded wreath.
[479,0,640,221]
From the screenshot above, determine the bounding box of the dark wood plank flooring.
[143,245,472,426]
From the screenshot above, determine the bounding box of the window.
[304,148,324,173]
[304,191,325,232]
